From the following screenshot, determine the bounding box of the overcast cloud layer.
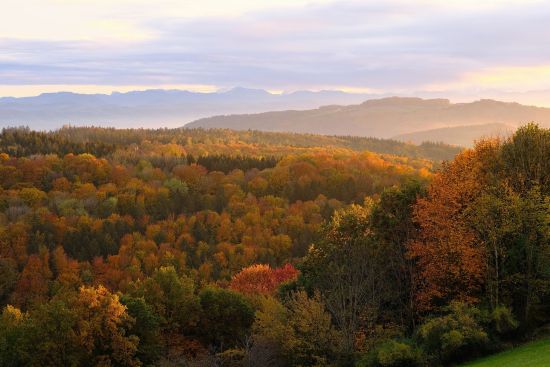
[1,0,550,97]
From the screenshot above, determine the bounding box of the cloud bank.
[1,0,550,96]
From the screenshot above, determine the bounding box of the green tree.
[466,189,523,309]
[301,204,386,356]
[129,266,200,331]
[500,123,550,196]
[370,180,426,329]
[198,286,255,348]
[121,295,162,365]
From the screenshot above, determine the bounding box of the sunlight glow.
[427,64,550,91]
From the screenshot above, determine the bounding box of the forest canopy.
[0,124,547,367]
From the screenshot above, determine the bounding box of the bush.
[417,302,489,364]
[490,306,518,336]
[356,340,423,367]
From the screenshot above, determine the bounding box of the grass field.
[461,338,550,367]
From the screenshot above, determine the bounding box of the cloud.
[431,64,550,91]
[1,0,550,94]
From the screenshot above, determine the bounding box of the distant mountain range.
[188,97,550,145]
[2,88,549,146]
[0,88,373,130]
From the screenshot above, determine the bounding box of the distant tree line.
[0,127,116,157]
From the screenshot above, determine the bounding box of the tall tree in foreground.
[302,204,386,356]
[407,145,493,312]
[408,124,550,327]
[369,180,426,329]
[498,124,550,326]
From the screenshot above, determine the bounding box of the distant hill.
[393,123,515,147]
[187,98,550,141]
[0,88,373,130]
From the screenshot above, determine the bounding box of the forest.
[0,124,548,367]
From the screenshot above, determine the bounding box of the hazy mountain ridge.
[0,88,373,130]
[3,89,550,147]
[187,97,550,143]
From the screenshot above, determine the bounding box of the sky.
[2,0,550,102]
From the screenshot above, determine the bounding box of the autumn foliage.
[0,124,548,366]
[407,148,489,311]
[230,263,299,295]
[408,125,549,326]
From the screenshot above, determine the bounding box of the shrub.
[356,340,423,367]
[490,306,518,336]
[417,302,489,364]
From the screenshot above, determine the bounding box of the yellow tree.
[72,285,140,366]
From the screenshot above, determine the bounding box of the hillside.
[393,123,515,147]
[187,97,550,141]
[17,126,460,162]
[0,124,548,367]
[461,338,550,367]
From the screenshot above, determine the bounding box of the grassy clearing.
[461,338,550,367]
